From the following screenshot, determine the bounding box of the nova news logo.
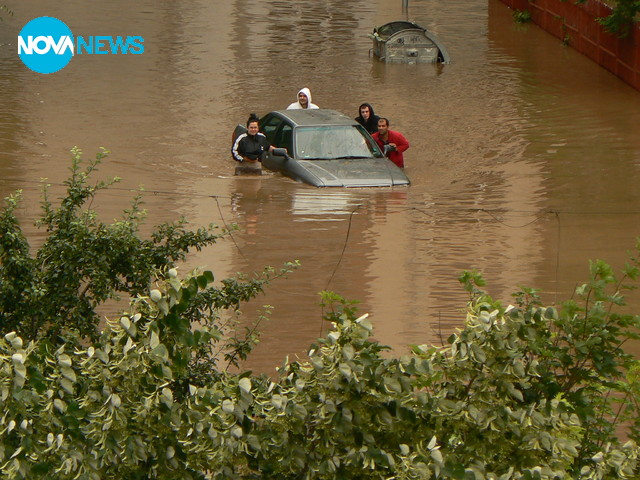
[18,16,145,74]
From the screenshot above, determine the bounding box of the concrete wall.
[498,0,640,91]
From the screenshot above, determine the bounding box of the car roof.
[269,109,358,127]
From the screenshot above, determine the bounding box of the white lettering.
[17,35,74,55]
[17,36,31,54]
[52,36,74,55]
[32,36,50,55]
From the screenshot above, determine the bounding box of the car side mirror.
[272,148,289,159]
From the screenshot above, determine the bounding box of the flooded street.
[2,0,640,373]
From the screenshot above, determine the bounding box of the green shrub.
[598,0,640,38]
[1,149,639,478]
[0,147,282,342]
[0,271,277,479]
[513,9,532,23]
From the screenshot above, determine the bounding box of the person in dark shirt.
[355,103,381,134]
[231,113,274,169]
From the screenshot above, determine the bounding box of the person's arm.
[232,134,246,162]
[390,131,409,153]
[257,134,276,158]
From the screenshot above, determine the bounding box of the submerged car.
[232,109,410,187]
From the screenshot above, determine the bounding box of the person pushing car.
[231,113,275,173]
[372,117,410,168]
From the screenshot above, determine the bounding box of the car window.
[295,125,384,160]
[275,124,293,152]
[260,115,282,144]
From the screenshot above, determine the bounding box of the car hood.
[298,158,410,187]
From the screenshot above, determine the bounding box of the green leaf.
[120,316,131,331]
[430,448,443,464]
[60,378,74,395]
[123,336,135,355]
[111,393,122,408]
[161,387,173,407]
[202,270,215,283]
[383,376,402,393]
[239,377,252,394]
[197,274,209,289]
[13,362,27,387]
[11,353,24,365]
[149,330,160,349]
[152,343,169,362]
[222,399,235,414]
[58,354,72,368]
[342,344,355,361]
[339,363,352,380]
[53,398,67,413]
[61,366,76,383]
[378,409,394,426]
[356,314,373,332]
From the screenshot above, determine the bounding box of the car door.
[262,115,294,174]
[260,113,280,144]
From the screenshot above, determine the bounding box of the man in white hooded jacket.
[287,87,319,109]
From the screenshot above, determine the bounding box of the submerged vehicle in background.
[232,109,410,188]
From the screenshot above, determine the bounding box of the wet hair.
[246,113,260,127]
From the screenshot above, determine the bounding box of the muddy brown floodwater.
[2,0,640,373]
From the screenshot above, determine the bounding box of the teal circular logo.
[18,17,74,74]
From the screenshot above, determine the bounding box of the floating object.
[369,21,450,64]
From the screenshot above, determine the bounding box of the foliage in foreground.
[1,262,640,479]
[2,150,640,478]
[0,147,286,343]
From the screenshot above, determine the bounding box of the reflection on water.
[290,191,363,219]
[1,0,640,373]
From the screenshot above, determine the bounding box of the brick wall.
[498,0,640,91]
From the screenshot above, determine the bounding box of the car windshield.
[295,125,384,160]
